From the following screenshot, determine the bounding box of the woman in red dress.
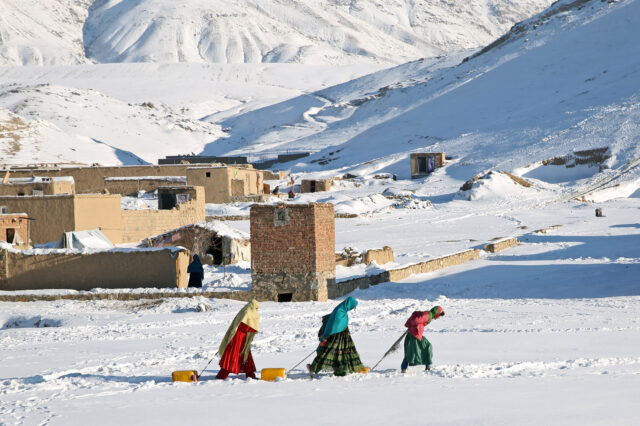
[216,299,260,380]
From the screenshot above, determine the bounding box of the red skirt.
[219,322,257,374]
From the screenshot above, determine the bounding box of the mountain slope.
[0,0,91,66]
[83,0,553,65]
[204,0,640,186]
[0,83,223,165]
[0,0,554,66]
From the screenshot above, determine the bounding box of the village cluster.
[0,152,450,380]
[0,152,445,301]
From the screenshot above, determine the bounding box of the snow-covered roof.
[104,176,187,182]
[146,221,249,241]
[4,176,74,184]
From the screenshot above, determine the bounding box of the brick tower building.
[249,203,335,302]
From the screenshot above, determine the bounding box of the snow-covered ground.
[2,196,639,425]
[2,0,640,424]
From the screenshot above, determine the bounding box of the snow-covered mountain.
[206,0,640,186]
[2,0,638,189]
[0,0,553,66]
[0,0,91,66]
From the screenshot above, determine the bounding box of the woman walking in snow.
[216,299,260,380]
[401,306,444,373]
[187,254,204,288]
[307,296,366,378]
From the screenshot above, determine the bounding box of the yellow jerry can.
[172,370,198,382]
[359,367,370,374]
[260,368,286,381]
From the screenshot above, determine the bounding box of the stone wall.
[0,248,189,291]
[328,249,480,298]
[250,203,335,301]
[484,238,519,253]
[364,246,394,265]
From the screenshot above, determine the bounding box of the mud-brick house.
[142,221,250,265]
[0,176,75,196]
[250,203,335,302]
[0,213,30,248]
[0,186,205,245]
[410,152,445,178]
[186,165,265,203]
[300,179,332,193]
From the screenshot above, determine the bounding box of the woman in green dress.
[401,306,444,372]
[307,296,366,377]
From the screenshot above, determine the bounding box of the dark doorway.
[278,293,293,302]
[159,193,176,210]
[310,181,316,192]
[6,228,16,243]
[206,236,223,265]
[417,157,427,174]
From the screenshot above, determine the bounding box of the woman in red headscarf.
[401,305,444,372]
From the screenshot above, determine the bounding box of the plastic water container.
[172,370,198,382]
[260,368,286,381]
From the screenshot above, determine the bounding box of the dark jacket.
[187,255,204,288]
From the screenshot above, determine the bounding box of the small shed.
[410,153,445,179]
[142,222,250,265]
[0,213,30,248]
[301,179,332,193]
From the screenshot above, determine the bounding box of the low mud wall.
[364,246,394,265]
[0,248,189,291]
[484,237,519,253]
[329,249,481,299]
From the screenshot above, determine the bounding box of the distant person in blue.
[187,254,204,288]
[307,296,366,377]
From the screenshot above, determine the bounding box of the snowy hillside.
[0,0,553,66]
[0,83,222,165]
[207,0,640,187]
[0,0,91,66]
[0,63,378,165]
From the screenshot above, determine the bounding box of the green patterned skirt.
[310,327,365,376]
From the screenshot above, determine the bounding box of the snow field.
[2,196,639,425]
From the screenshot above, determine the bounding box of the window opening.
[278,293,293,302]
